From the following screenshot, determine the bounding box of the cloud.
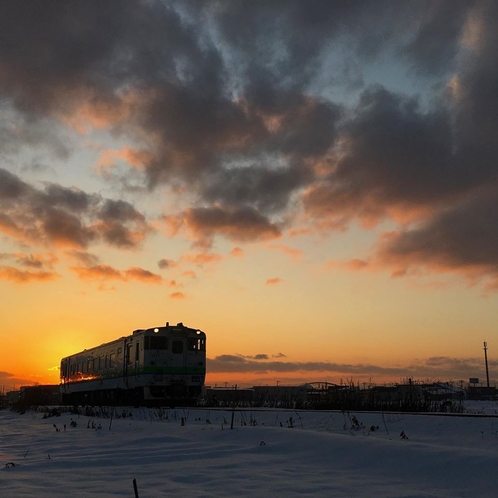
[230,247,244,258]
[97,146,152,170]
[180,252,223,267]
[265,277,283,286]
[170,291,185,299]
[266,243,303,261]
[158,258,176,269]
[0,252,58,270]
[238,354,269,361]
[327,185,498,292]
[70,264,162,284]
[0,168,152,250]
[164,206,282,246]
[123,267,162,284]
[0,371,36,390]
[207,354,491,381]
[0,266,60,284]
[1,1,498,289]
[65,250,100,267]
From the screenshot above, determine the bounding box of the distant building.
[467,386,497,400]
[3,390,20,405]
[252,384,308,406]
[204,386,254,405]
[20,385,60,406]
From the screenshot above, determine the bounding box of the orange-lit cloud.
[158,258,177,269]
[326,258,371,272]
[181,252,223,267]
[97,146,153,170]
[14,252,59,269]
[266,243,303,261]
[265,277,283,286]
[230,247,244,258]
[60,91,135,135]
[288,228,314,237]
[0,266,60,283]
[163,206,282,246]
[323,185,498,293]
[70,264,162,284]
[0,169,153,251]
[170,291,185,299]
[123,267,162,283]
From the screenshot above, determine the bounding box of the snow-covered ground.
[2,404,498,497]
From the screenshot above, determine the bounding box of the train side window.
[127,344,133,365]
[109,353,115,368]
[105,355,108,369]
[135,343,139,361]
[98,356,103,370]
[172,340,183,354]
[87,359,93,372]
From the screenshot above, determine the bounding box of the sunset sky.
[1,1,498,392]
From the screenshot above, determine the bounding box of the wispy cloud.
[265,277,283,286]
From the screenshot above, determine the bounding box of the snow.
[2,405,498,497]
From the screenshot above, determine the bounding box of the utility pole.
[483,341,490,388]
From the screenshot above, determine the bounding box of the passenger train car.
[60,322,206,405]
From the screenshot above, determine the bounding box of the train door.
[170,337,187,386]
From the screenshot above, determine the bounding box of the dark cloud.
[15,253,57,269]
[158,258,176,269]
[1,1,498,286]
[165,206,282,246]
[237,354,270,361]
[70,264,162,284]
[0,266,60,284]
[0,168,152,251]
[208,354,491,381]
[0,167,31,199]
[65,250,100,267]
[0,371,36,390]
[303,87,456,228]
[401,1,470,76]
[374,186,498,289]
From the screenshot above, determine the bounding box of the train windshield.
[188,338,206,351]
[144,336,168,350]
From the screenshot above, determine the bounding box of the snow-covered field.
[2,404,498,497]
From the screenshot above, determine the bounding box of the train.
[60,322,206,406]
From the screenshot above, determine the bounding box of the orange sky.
[1,2,498,392]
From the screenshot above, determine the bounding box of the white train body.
[60,322,206,405]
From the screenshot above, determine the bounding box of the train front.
[142,323,206,402]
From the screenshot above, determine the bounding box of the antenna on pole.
[483,341,490,388]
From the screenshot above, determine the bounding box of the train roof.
[60,321,205,361]
[132,322,204,335]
